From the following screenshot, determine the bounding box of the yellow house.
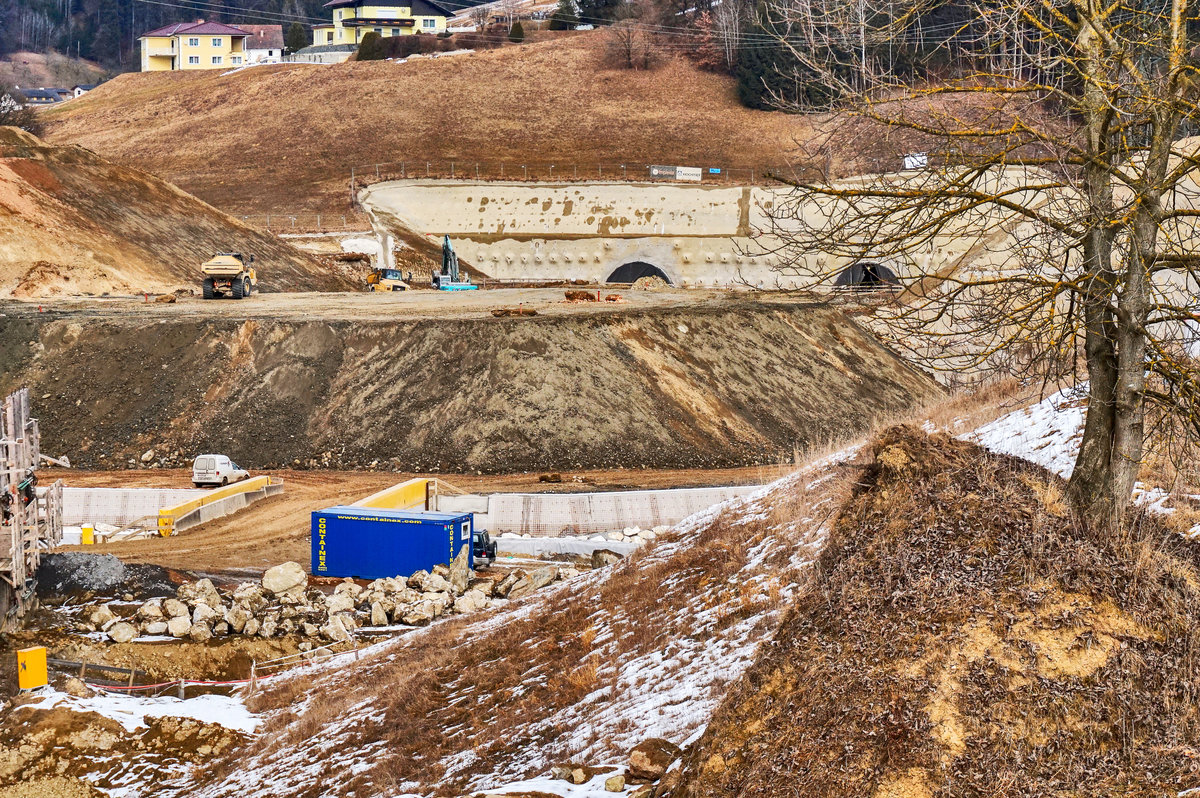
[140,21,250,71]
[311,0,453,46]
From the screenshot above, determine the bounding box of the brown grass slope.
[674,428,1200,797]
[0,127,349,297]
[179,456,856,798]
[41,35,848,215]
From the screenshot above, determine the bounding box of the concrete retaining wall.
[174,482,285,532]
[495,538,640,558]
[444,485,761,537]
[63,488,205,526]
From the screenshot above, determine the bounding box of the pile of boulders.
[84,550,578,644]
[499,525,666,546]
[541,738,682,797]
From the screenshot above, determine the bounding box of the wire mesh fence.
[238,211,373,233]
[348,160,785,190]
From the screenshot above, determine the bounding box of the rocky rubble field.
[79,550,597,645]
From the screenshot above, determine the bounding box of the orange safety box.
[17,646,48,690]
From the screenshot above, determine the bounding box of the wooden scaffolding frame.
[1,388,62,630]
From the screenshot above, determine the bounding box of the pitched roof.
[237,24,285,49]
[140,21,249,38]
[321,0,455,15]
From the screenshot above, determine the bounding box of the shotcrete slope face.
[358,173,1048,290]
[0,128,346,297]
[0,300,940,472]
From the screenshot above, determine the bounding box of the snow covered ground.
[16,686,262,734]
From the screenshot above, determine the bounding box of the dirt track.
[52,464,792,572]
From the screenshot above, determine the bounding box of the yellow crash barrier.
[158,475,276,537]
[354,478,430,511]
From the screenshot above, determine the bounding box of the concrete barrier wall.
[480,485,762,536]
[174,482,285,532]
[63,488,205,526]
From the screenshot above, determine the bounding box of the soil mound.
[0,303,940,472]
[0,128,349,297]
[674,428,1200,797]
[35,553,178,599]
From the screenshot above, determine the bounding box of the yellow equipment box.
[17,646,47,690]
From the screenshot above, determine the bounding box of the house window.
[268,49,274,56]
[212,37,222,47]
[422,18,436,28]
[390,28,398,35]
[188,55,200,64]
[211,55,223,64]
[328,31,335,42]
[231,56,242,64]
[374,27,382,34]
[187,37,199,46]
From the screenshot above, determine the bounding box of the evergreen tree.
[575,0,622,26]
[286,21,308,52]
[357,31,384,59]
[548,0,577,30]
[508,21,525,42]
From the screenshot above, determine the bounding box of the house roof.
[140,21,249,38]
[20,89,63,101]
[73,84,99,91]
[321,0,455,16]
[237,24,285,49]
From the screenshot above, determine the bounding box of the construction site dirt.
[44,465,793,573]
[0,290,942,475]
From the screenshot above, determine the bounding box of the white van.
[191,454,249,488]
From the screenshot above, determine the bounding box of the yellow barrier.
[354,478,430,511]
[158,475,276,537]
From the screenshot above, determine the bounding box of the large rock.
[452,589,490,614]
[493,570,524,598]
[320,615,351,642]
[166,615,192,638]
[527,566,559,591]
[143,620,168,635]
[505,574,536,601]
[422,591,452,615]
[107,621,137,643]
[243,617,261,637]
[262,562,307,594]
[448,544,471,594]
[604,774,625,792]
[136,600,165,621]
[410,571,453,594]
[259,616,279,638]
[370,601,389,626]
[400,600,435,626]
[89,605,117,627]
[333,579,364,598]
[628,738,682,780]
[177,578,222,609]
[325,593,356,615]
[163,598,190,618]
[592,549,624,568]
[191,602,220,626]
[224,606,252,633]
[188,622,213,642]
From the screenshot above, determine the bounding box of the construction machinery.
[367,267,408,292]
[431,236,477,291]
[201,252,256,300]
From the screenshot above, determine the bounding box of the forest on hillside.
[0,0,353,67]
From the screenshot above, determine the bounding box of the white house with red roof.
[139,20,250,71]
[237,24,286,63]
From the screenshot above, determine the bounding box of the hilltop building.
[238,24,286,63]
[139,21,249,71]
[311,0,454,46]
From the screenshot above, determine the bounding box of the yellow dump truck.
[201,253,257,300]
[366,267,408,292]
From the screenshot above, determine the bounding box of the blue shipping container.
[311,506,473,580]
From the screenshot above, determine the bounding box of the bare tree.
[605,4,656,69]
[0,82,42,136]
[469,1,493,30]
[754,0,1200,525]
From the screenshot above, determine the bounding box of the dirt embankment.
[674,429,1200,797]
[0,127,352,297]
[0,301,939,473]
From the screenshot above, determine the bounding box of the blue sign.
[709,167,722,174]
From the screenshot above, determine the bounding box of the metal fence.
[348,160,800,191]
[239,211,372,233]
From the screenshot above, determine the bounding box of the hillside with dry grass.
[0,127,350,296]
[40,34,887,216]
[675,428,1200,797]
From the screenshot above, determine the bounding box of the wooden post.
[248,660,257,696]
[178,679,185,700]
